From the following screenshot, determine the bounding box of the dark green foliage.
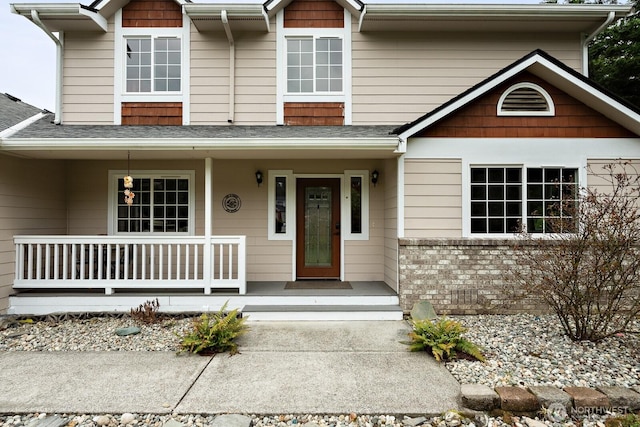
[589,0,640,108]
[406,317,485,362]
[177,302,248,355]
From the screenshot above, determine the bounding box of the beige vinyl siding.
[587,159,640,194]
[404,159,463,238]
[351,29,581,125]
[0,155,66,313]
[383,157,398,290]
[62,18,115,124]
[66,160,205,235]
[344,164,385,281]
[190,22,277,125]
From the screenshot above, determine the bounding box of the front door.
[296,178,341,279]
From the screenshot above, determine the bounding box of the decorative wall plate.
[222,193,241,213]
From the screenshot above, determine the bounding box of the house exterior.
[2,0,640,319]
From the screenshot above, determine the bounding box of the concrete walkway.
[0,321,460,415]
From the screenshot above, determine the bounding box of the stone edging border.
[461,384,640,416]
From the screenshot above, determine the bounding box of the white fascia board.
[183,3,266,18]
[11,3,108,32]
[265,0,362,16]
[0,112,48,140]
[1,138,399,151]
[361,3,631,19]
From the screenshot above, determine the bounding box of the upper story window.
[125,36,181,93]
[470,166,577,235]
[497,82,555,116]
[287,37,343,94]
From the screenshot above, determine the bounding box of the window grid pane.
[117,177,189,233]
[125,36,181,94]
[287,36,343,94]
[470,167,523,234]
[126,38,152,93]
[526,167,577,233]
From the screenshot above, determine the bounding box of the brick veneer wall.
[398,238,549,315]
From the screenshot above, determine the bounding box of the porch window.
[350,176,362,234]
[110,171,194,235]
[268,170,294,240]
[470,166,577,234]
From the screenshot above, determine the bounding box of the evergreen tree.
[589,1,640,108]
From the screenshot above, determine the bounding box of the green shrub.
[605,414,640,427]
[406,317,485,362]
[177,302,248,355]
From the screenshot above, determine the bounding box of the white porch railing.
[13,235,246,295]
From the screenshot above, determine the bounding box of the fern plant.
[407,317,485,362]
[177,302,248,355]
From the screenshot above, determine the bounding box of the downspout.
[582,11,614,77]
[221,10,235,123]
[31,10,63,124]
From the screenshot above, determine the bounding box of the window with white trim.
[286,36,343,93]
[125,36,181,93]
[343,170,370,240]
[268,170,294,240]
[470,166,577,234]
[110,171,194,235]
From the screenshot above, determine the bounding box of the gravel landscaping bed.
[0,313,638,427]
[447,314,640,389]
[1,313,639,389]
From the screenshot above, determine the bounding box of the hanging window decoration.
[124,151,135,206]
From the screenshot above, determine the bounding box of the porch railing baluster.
[12,235,246,294]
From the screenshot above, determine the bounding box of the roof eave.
[183,3,270,32]
[10,3,108,32]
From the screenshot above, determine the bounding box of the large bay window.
[470,166,577,234]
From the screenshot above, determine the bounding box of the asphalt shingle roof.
[0,94,45,132]
[10,113,398,140]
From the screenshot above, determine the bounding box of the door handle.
[335,222,340,230]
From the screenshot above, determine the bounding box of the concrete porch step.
[241,304,404,321]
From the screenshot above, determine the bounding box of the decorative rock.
[596,386,640,410]
[410,301,437,321]
[27,415,68,427]
[211,414,251,427]
[115,327,141,336]
[528,386,573,411]
[404,416,428,426]
[461,384,501,411]
[564,387,610,409]
[495,387,539,413]
[120,413,136,424]
[93,416,110,426]
[522,417,547,427]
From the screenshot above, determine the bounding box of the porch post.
[204,157,212,294]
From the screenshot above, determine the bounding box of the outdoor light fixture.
[371,170,379,186]
[255,170,263,186]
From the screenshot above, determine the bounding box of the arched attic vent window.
[497,82,555,116]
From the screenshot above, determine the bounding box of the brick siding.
[398,238,549,315]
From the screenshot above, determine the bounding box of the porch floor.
[8,281,403,320]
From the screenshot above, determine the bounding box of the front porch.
[8,281,402,320]
[11,234,401,319]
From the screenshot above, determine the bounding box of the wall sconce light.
[255,170,263,187]
[371,170,379,187]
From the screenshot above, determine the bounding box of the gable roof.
[393,49,640,140]
[0,94,49,139]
